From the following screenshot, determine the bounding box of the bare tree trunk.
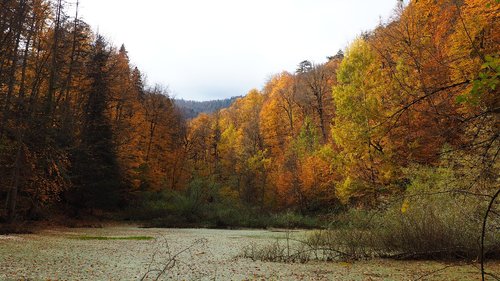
[45,0,63,115]
[316,97,327,141]
[6,136,23,222]
[0,0,16,80]
[5,4,39,222]
[59,0,79,109]
[146,120,157,162]
[0,0,27,138]
[59,0,80,134]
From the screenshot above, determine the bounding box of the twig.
[140,237,207,281]
[414,262,473,281]
[481,188,500,281]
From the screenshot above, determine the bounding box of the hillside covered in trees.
[0,0,499,271]
[174,97,241,119]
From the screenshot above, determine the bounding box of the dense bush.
[123,188,323,229]
[373,196,484,259]
[307,166,500,260]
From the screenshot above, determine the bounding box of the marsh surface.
[0,226,497,280]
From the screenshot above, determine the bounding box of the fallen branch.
[140,237,208,281]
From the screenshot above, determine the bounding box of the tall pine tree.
[69,36,123,212]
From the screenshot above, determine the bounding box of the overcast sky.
[79,0,398,101]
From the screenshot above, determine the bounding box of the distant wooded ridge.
[174,96,242,119]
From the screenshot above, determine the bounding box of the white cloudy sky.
[78,0,399,101]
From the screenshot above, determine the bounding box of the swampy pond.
[0,226,498,280]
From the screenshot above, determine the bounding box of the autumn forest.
[0,0,499,278]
